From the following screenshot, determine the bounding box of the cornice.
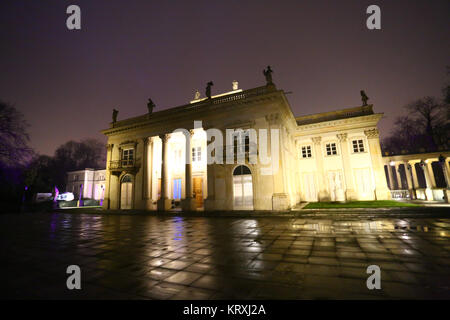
[294,114,383,136]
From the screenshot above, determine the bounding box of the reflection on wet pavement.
[1,213,449,299]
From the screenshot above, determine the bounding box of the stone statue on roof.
[112,109,118,123]
[232,80,239,91]
[147,98,155,114]
[194,90,201,100]
[360,90,369,106]
[206,81,214,99]
[263,66,273,84]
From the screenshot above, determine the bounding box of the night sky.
[0,0,448,156]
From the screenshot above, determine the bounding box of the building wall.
[66,169,106,200]
[101,86,390,211]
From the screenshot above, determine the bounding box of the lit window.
[301,145,312,158]
[233,132,250,154]
[122,149,134,165]
[192,147,201,162]
[352,139,365,153]
[173,149,182,164]
[326,143,337,156]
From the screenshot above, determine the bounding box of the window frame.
[121,148,135,166]
[325,142,338,156]
[351,138,366,154]
[300,144,313,159]
[192,146,202,162]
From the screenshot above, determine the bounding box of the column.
[446,159,450,180]
[419,160,433,200]
[181,130,196,211]
[404,162,415,199]
[426,161,436,188]
[426,160,437,201]
[387,162,394,190]
[394,163,403,189]
[409,161,419,189]
[337,133,356,200]
[266,113,289,210]
[146,137,154,209]
[204,164,216,211]
[312,136,328,201]
[364,129,391,200]
[103,144,114,210]
[438,155,450,203]
[141,137,148,200]
[157,134,172,211]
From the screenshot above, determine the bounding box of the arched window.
[233,165,251,176]
[232,165,253,210]
[122,175,132,183]
[120,175,133,209]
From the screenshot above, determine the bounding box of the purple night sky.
[0,0,448,156]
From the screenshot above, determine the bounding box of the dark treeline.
[382,68,450,155]
[0,100,105,212]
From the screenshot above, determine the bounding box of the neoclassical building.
[101,75,391,211]
[66,168,106,200]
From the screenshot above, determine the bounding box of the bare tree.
[443,66,450,104]
[51,139,106,189]
[383,93,449,155]
[0,100,33,168]
[405,96,445,147]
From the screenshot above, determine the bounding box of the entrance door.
[233,165,253,210]
[327,170,345,201]
[120,175,133,209]
[173,178,181,200]
[354,168,374,200]
[302,172,317,201]
[193,177,203,208]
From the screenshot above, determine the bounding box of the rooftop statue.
[112,109,118,123]
[206,81,214,99]
[360,90,369,106]
[147,98,155,114]
[194,90,201,100]
[232,80,239,91]
[263,66,273,85]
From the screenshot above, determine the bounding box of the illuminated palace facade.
[101,79,391,211]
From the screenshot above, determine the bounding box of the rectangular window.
[352,139,365,153]
[192,147,201,162]
[326,143,337,156]
[233,133,250,154]
[301,145,312,158]
[122,149,134,165]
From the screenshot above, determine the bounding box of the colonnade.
[383,153,450,202]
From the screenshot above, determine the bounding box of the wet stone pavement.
[1,212,449,299]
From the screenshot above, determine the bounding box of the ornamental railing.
[390,190,410,199]
[109,159,136,170]
[190,86,272,109]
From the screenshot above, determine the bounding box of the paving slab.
[1,211,450,299]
